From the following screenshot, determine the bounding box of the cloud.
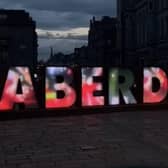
[0,0,117,60]
[0,0,116,30]
[1,0,116,16]
[31,10,92,30]
[36,27,89,40]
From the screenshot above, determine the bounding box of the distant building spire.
[93,16,95,22]
[50,46,54,58]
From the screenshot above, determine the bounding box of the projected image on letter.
[0,67,37,110]
[46,67,76,108]
[82,67,104,106]
[144,68,168,103]
[109,69,137,105]
[109,69,119,105]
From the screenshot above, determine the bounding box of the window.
[166,16,168,36]
[0,39,8,64]
[149,1,153,10]
[160,18,164,40]
[163,0,168,9]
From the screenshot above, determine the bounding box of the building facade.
[118,0,168,68]
[46,48,75,66]
[74,46,88,66]
[88,16,120,66]
[74,16,120,67]
[0,10,37,67]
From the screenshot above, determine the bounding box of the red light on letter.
[0,67,38,110]
[45,67,76,108]
[82,67,104,106]
[144,68,168,103]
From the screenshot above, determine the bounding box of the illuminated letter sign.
[109,69,137,105]
[0,66,167,113]
[143,68,168,103]
[45,67,76,108]
[0,67,37,110]
[82,67,104,106]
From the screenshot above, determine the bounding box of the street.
[0,110,168,167]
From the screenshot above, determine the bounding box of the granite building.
[47,52,75,66]
[74,16,120,66]
[74,46,89,66]
[88,16,120,66]
[117,0,168,68]
[0,10,37,67]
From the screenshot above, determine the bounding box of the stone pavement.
[0,110,168,168]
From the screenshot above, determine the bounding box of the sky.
[0,0,117,61]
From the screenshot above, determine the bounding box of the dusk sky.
[0,0,116,60]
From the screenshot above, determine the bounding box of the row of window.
[136,21,168,45]
[137,23,147,46]
[159,16,168,40]
[136,15,168,47]
[158,0,168,10]
[137,0,168,45]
